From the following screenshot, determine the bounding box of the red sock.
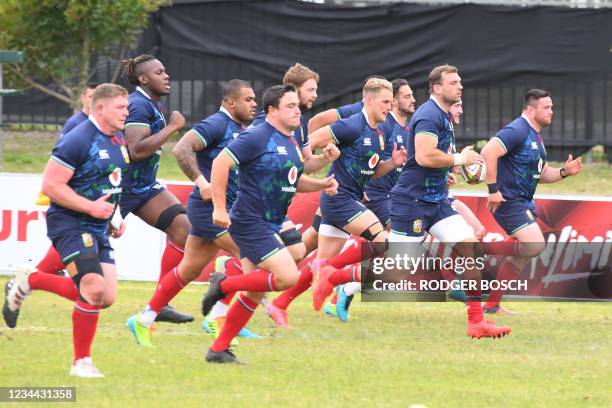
[159,241,184,284]
[272,264,313,310]
[484,262,521,308]
[482,237,518,256]
[327,238,374,269]
[72,299,100,361]
[221,257,243,306]
[328,265,360,286]
[29,272,78,301]
[211,294,258,352]
[148,267,188,313]
[219,270,276,293]
[35,246,64,274]
[466,290,484,324]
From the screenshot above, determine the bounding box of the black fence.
[3,1,612,160]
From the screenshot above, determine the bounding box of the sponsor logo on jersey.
[363,138,372,146]
[368,153,380,169]
[277,146,288,155]
[282,166,299,192]
[232,132,239,139]
[99,149,110,160]
[532,142,538,149]
[413,219,423,234]
[82,233,94,248]
[534,158,544,179]
[396,135,403,144]
[109,168,122,187]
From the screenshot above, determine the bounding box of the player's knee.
[101,291,116,309]
[79,275,106,306]
[168,219,189,247]
[273,270,299,291]
[289,244,306,263]
[157,205,189,245]
[73,252,105,305]
[178,262,201,282]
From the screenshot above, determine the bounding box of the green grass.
[454,162,612,196]
[2,131,611,195]
[1,131,190,181]
[0,278,610,407]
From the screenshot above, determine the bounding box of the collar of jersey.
[136,86,153,100]
[219,105,236,121]
[88,115,110,136]
[520,113,539,133]
[429,95,449,114]
[388,111,408,129]
[361,107,378,130]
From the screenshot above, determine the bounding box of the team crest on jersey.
[120,145,130,163]
[378,134,385,151]
[296,145,304,163]
[109,168,122,187]
[413,219,423,234]
[368,153,380,169]
[82,233,94,248]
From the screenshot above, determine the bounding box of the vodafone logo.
[109,168,122,187]
[288,166,298,185]
[368,153,380,169]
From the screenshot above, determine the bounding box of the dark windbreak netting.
[5,1,612,158]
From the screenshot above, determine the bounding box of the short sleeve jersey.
[47,118,129,236]
[225,122,305,226]
[189,108,244,206]
[58,111,88,140]
[336,101,364,119]
[123,87,166,194]
[365,112,410,199]
[251,110,309,150]
[493,116,548,201]
[392,98,455,203]
[328,110,388,199]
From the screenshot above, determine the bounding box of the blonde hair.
[362,77,392,98]
[283,63,319,87]
[91,83,128,106]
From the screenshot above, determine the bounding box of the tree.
[0,0,169,112]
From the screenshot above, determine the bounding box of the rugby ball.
[460,161,486,184]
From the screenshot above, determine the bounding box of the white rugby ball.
[460,161,486,184]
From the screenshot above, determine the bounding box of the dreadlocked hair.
[122,54,156,86]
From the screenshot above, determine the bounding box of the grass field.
[2,130,612,195]
[0,278,610,408]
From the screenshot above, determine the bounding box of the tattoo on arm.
[174,142,201,181]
